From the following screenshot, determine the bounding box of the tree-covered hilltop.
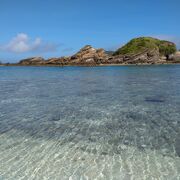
[113,37,177,58]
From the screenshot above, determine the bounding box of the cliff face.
[17,37,179,66]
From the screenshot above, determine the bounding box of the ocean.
[0,65,180,179]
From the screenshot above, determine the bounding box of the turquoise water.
[0,65,180,179]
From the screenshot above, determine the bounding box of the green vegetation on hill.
[158,40,177,57]
[113,37,176,57]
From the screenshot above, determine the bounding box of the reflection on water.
[0,65,180,179]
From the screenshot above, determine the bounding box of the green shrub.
[113,37,176,57]
[158,40,176,56]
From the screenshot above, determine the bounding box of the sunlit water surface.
[0,65,180,180]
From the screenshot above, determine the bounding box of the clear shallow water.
[0,65,180,180]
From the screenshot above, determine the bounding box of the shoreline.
[1,62,180,67]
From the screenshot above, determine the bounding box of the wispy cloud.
[0,33,59,53]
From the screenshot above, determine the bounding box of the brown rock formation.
[172,51,180,62]
[16,43,179,66]
[121,49,160,64]
[70,45,108,65]
[46,57,70,65]
[18,57,45,65]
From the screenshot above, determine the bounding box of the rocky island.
[4,37,180,66]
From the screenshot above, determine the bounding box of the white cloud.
[0,33,59,53]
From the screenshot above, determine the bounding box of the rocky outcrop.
[18,57,45,65]
[121,49,160,64]
[70,45,109,65]
[46,57,70,65]
[15,37,179,66]
[171,51,180,62]
[68,45,163,65]
[17,46,109,66]
[17,49,178,66]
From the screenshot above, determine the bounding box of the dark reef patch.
[145,97,165,103]
[175,135,180,157]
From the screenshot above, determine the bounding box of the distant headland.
[1,37,180,66]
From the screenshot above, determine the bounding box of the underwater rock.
[175,135,180,157]
[145,97,165,103]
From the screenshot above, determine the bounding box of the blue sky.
[0,0,180,62]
